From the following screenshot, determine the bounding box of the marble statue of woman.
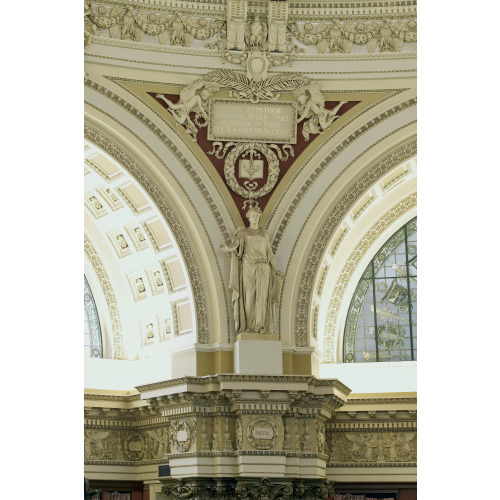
[221,206,283,335]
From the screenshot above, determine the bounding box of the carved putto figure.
[120,6,142,41]
[295,82,347,140]
[377,19,404,52]
[156,80,220,140]
[169,11,196,46]
[221,206,283,334]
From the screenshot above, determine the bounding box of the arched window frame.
[343,217,417,363]
[84,275,103,358]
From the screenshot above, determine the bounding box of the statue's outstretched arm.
[156,94,178,109]
[220,232,241,253]
[330,100,348,115]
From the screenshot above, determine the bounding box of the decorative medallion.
[246,417,279,450]
[146,67,359,219]
[172,419,195,452]
[124,432,145,461]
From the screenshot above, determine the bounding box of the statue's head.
[200,89,211,100]
[245,206,262,221]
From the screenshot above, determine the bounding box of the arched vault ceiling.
[85,0,416,350]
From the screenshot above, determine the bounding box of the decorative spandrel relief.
[295,83,347,141]
[152,68,354,216]
[156,79,221,141]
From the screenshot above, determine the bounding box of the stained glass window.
[84,276,103,358]
[343,218,417,363]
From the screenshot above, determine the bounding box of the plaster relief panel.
[165,259,187,291]
[118,183,151,214]
[97,186,124,211]
[140,319,156,346]
[85,153,122,181]
[125,222,149,251]
[107,229,132,258]
[158,313,173,342]
[145,218,173,252]
[173,300,193,336]
[145,265,166,295]
[127,271,148,301]
[85,192,108,219]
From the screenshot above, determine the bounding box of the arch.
[342,217,417,363]
[84,78,235,345]
[84,121,226,346]
[84,234,124,359]
[321,196,416,363]
[279,137,416,350]
[84,275,103,358]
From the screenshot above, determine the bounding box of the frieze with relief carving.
[84,429,117,461]
[84,3,224,47]
[289,19,416,54]
[84,1,416,56]
[151,68,355,214]
[329,431,417,464]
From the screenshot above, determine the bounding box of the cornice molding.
[345,397,417,405]
[84,393,142,402]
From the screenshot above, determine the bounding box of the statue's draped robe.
[228,228,282,334]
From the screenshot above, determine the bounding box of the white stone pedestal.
[233,335,283,375]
